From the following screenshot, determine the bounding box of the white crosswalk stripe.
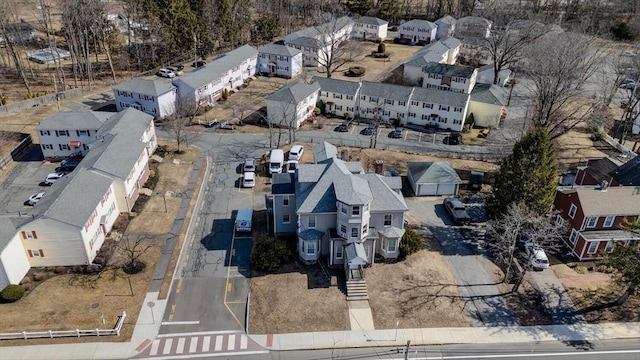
[227,334,235,350]
[176,338,185,354]
[149,340,160,356]
[137,332,268,359]
[240,334,248,350]
[215,335,223,351]
[189,337,198,353]
[162,338,173,355]
[202,335,210,352]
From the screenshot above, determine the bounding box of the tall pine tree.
[487,127,558,220]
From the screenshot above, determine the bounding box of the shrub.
[377,43,386,54]
[591,132,605,141]
[611,22,634,41]
[251,236,294,272]
[400,227,423,259]
[1,284,25,302]
[597,264,616,274]
[316,99,325,114]
[344,112,352,120]
[575,265,589,274]
[145,179,154,188]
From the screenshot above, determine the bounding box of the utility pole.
[403,340,411,360]
[193,35,197,66]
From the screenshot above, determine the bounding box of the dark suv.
[56,159,81,173]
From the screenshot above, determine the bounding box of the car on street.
[56,159,80,173]
[219,121,234,130]
[361,123,377,136]
[192,60,207,68]
[524,242,550,270]
[389,127,404,138]
[44,172,66,185]
[157,68,176,78]
[27,192,45,206]
[166,66,184,76]
[243,158,256,173]
[289,145,304,161]
[242,171,255,188]
[286,160,298,173]
[446,131,463,145]
[443,197,471,225]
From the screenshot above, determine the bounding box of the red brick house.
[553,186,640,260]
[573,156,640,187]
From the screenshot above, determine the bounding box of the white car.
[157,68,176,78]
[44,172,66,185]
[524,242,550,270]
[289,145,304,161]
[27,192,45,206]
[286,160,298,174]
[243,158,256,173]
[242,171,255,188]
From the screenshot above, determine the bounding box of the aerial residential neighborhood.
[1,0,640,358]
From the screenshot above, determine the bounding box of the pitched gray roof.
[313,141,337,163]
[457,16,492,27]
[422,62,476,78]
[37,111,105,131]
[266,81,320,103]
[436,15,457,25]
[441,37,461,49]
[470,83,508,106]
[381,176,402,191]
[173,44,257,90]
[360,81,413,102]
[114,78,175,97]
[285,36,322,49]
[345,242,367,263]
[258,43,302,57]
[610,156,640,186]
[298,229,324,241]
[560,186,640,217]
[405,42,450,67]
[0,218,17,250]
[335,176,373,205]
[356,16,387,26]
[355,173,408,212]
[411,87,469,107]
[401,19,436,30]
[285,16,353,42]
[96,107,154,140]
[345,162,364,174]
[272,173,295,194]
[312,76,361,96]
[407,161,462,184]
[582,158,621,185]
[378,226,405,238]
[39,168,113,228]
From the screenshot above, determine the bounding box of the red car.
[191,60,206,68]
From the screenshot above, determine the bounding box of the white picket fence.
[0,311,126,340]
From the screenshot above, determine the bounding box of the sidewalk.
[250,322,640,351]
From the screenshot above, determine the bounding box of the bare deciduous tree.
[0,6,32,95]
[486,202,566,291]
[162,99,201,153]
[314,16,366,78]
[523,32,604,139]
[118,234,157,274]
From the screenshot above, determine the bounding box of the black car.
[361,123,377,136]
[334,124,349,132]
[56,159,81,173]
[446,131,463,145]
[389,127,404,138]
[191,60,207,68]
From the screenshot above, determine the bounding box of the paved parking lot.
[0,147,59,215]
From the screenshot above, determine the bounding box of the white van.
[269,149,284,175]
[236,209,253,233]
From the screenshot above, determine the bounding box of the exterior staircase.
[346,279,369,301]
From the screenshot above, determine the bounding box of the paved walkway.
[348,300,375,330]
[528,270,586,325]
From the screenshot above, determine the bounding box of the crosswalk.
[136,331,268,358]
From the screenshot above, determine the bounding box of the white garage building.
[407,161,462,196]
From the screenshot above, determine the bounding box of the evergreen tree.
[486,127,557,220]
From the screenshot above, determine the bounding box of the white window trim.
[569,229,578,244]
[335,244,343,259]
[306,241,316,255]
[387,239,397,253]
[603,215,614,228]
[384,214,392,226]
[308,216,316,229]
[605,240,614,253]
[351,227,359,238]
[568,204,577,219]
[283,214,290,224]
[585,216,597,228]
[586,241,598,254]
[555,215,564,226]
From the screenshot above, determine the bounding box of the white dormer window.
[352,206,360,216]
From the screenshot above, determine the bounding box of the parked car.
[166,66,184,76]
[334,124,349,132]
[44,172,66,185]
[157,68,176,78]
[219,121,234,130]
[620,81,636,90]
[478,128,490,138]
[446,131,463,145]
[286,160,298,174]
[524,242,550,270]
[361,122,377,136]
[389,127,404,138]
[56,159,80,173]
[191,60,207,68]
[27,192,45,206]
[243,158,256,173]
[443,197,471,225]
[289,145,304,161]
[242,171,255,188]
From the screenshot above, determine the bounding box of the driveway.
[527,269,585,325]
[406,197,518,327]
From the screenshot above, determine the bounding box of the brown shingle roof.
[571,186,640,216]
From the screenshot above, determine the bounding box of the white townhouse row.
[266,81,321,129]
[284,16,354,67]
[421,62,478,94]
[352,16,388,41]
[37,111,108,161]
[399,19,437,45]
[113,45,258,116]
[257,43,303,79]
[0,108,157,290]
[403,37,461,85]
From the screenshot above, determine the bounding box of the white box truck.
[235,209,253,233]
[269,149,284,175]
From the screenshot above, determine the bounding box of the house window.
[28,249,44,257]
[603,215,614,227]
[409,112,416,118]
[341,204,347,214]
[283,196,289,206]
[56,130,69,137]
[384,214,392,226]
[386,99,394,105]
[411,101,418,106]
[568,204,577,219]
[370,97,378,103]
[454,107,463,112]
[336,244,343,259]
[352,206,360,216]
[387,239,397,252]
[362,224,368,235]
[59,144,69,151]
[439,105,450,111]
[351,227,358,238]
[40,130,50,136]
[585,216,597,228]
[340,224,347,235]
[587,241,598,254]
[605,240,614,253]
[308,216,316,229]
[346,95,354,100]
[283,214,290,224]
[22,231,38,239]
[41,144,53,150]
[555,215,564,226]
[569,229,578,244]
[398,101,406,106]
[77,130,89,136]
[306,241,316,254]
